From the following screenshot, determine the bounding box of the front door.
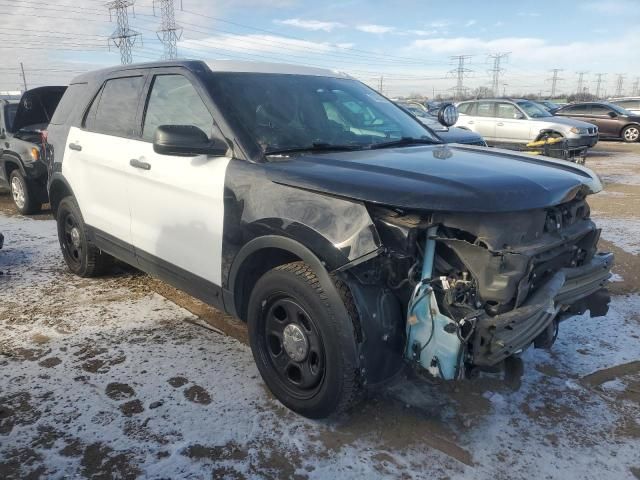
[127,72,231,287]
[494,102,531,143]
[587,104,621,137]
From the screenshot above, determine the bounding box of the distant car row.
[450,98,639,146]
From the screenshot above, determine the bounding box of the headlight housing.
[569,127,587,135]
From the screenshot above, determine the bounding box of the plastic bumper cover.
[472,252,613,367]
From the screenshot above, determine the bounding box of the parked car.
[455,98,599,149]
[554,102,640,143]
[608,97,640,115]
[46,60,612,419]
[397,101,487,146]
[0,86,67,214]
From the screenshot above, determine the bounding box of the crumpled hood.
[264,144,602,213]
[11,86,66,133]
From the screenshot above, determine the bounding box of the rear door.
[127,70,231,287]
[62,74,146,247]
[494,102,530,142]
[472,101,497,140]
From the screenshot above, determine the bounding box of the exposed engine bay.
[358,197,613,380]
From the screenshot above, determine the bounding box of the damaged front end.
[349,198,613,380]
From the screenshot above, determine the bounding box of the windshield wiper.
[370,136,438,149]
[265,142,363,156]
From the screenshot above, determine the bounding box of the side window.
[496,102,519,119]
[142,75,213,142]
[590,104,610,115]
[476,101,495,117]
[458,102,473,114]
[85,76,145,137]
[561,104,588,115]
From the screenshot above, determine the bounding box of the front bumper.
[566,135,598,149]
[471,252,613,367]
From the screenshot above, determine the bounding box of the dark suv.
[0,87,66,213]
[554,102,640,143]
[46,61,612,418]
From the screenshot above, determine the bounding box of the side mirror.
[153,125,228,157]
[607,111,617,118]
[437,103,459,127]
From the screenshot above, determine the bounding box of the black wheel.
[9,170,40,215]
[247,262,361,418]
[56,196,112,277]
[622,125,639,143]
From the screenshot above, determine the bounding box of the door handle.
[497,122,504,126]
[68,142,82,151]
[468,120,475,124]
[130,158,151,170]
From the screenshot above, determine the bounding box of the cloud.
[429,20,451,28]
[409,29,438,36]
[356,24,395,34]
[182,33,336,55]
[494,21,504,27]
[465,19,477,27]
[276,18,345,32]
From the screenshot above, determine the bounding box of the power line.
[547,69,563,97]
[614,74,625,97]
[449,55,473,100]
[488,52,509,96]
[106,0,142,64]
[594,73,606,98]
[576,71,588,93]
[154,0,182,59]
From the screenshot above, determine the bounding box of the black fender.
[47,171,77,216]
[0,152,26,180]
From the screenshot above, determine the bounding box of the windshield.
[206,73,437,155]
[607,103,633,115]
[3,103,18,130]
[517,101,552,118]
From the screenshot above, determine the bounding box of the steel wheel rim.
[10,176,25,209]
[625,127,639,141]
[62,212,83,268]
[260,296,325,399]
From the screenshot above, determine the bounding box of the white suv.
[455,98,598,149]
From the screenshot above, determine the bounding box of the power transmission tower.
[488,52,509,96]
[547,69,563,97]
[614,74,625,97]
[594,73,606,98]
[632,77,640,96]
[378,75,384,95]
[154,0,183,59]
[449,55,473,100]
[107,0,141,65]
[19,62,27,91]
[576,71,588,94]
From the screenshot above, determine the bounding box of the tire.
[247,261,361,418]
[9,170,40,215]
[56,196,113,277]
[622,125,640,143]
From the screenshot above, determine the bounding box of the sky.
[1,0,639,98]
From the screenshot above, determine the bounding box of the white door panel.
[62,127,133,243]
[127,140,230,285]
[495,119,531,143]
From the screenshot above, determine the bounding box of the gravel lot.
[1,142,639,480]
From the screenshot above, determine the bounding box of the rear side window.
[142,74,213,141]
[476,101,495,117]
[84,76,145,137]
[560,104,588,114]
[50,83,87,125]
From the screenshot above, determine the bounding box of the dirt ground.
[1,141,639,479]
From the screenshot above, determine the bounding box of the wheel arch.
[535,129,565,141]
[48,173,76,217]
[621,123,640,138]
[226,235,351,325]
[1,153,25,180]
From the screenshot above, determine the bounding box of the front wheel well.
[48,179,73,217]
[535,130,564,141]
[233,247,302,322]
[3,157,21,180]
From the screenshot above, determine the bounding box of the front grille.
[587,127,597,135]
